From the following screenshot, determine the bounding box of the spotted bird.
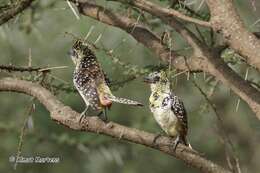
[69,40,143,122]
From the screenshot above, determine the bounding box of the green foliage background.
[0,0,259,172]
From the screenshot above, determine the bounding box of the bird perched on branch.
[69,39,143,122]
[144,71,190,150]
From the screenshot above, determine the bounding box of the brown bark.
[0,78,231,173]
[0,0,34,25]
[206,0,260,71]
[75,1,260,119]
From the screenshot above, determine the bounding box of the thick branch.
[0,78,231,173]
[0,0,35,25]
[206,0,260,71]
[102,0,260,119]
[112,0,211,27]
[87,0,210,27]
[204,50,260,118]
[75,2,203,72]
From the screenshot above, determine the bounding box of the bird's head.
[69,39,92,65]
[144,70,170,91]
[144,70,168,84]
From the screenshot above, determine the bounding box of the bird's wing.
[74,68,101,110]
[170,94,188,137]
[81,79,101,110]
[77,51,113,106]
[78,52,104,79]
[79,54,109,87]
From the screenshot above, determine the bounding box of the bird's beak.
[68,49,74,57]
[143,76,154,83]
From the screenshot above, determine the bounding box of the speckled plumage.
[70,40,143,113]
[145,71,189,146]
[71,40,107,110]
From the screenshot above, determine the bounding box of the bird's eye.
[154,76,160,82]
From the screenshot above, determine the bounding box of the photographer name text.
[9,155,60,164]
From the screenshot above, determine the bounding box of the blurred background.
[0,0,260,172]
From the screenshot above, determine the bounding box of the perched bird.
[69,39,143,121]
[144,71,190,149]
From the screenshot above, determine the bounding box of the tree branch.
[206,0,260,71]
[0,64,68,73]
[0,0,35,25]
[75,1,204,72]
[74,1,260,119]
[0,77,231,173]
[109,0,211,27]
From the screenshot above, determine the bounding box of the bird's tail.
[108,96,143,106]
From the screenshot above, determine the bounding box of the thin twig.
[38,66,68,72]
[110,0,211,27]
[14,99,35,170]
[0,65,67,73]
[191,79,241,173]
[235,67,250,112]
[184,57,241,173]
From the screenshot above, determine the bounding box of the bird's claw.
[79,107,89,123]
[79,111,87,123]
[152,133,163,148]
[170,136,180,152]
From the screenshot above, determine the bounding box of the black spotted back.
[79,48,104,81]
[73,70,102,110]
[170,94,188,136]
[72,41,106,110]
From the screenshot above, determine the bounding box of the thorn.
[94,34,102,45]
[84,25,95,42]
[28,48,32,67]
[119,130,124,139]
[66,0,80,20]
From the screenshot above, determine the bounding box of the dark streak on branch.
[0,0,35,25]
[0,65,43,73]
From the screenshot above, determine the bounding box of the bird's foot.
[78,107,89,123]
[152,133,163,148]
[79,111,87,123]
[170,136,181,152]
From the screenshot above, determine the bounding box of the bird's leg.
[103,108,108,122]
[152,133,163,148]
[97,111,103,117]
[97,108,108,122]
[79,105,89,123]
[171,135,181,152]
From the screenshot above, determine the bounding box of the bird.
[144,70,190,150]
[69,39,143,122]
